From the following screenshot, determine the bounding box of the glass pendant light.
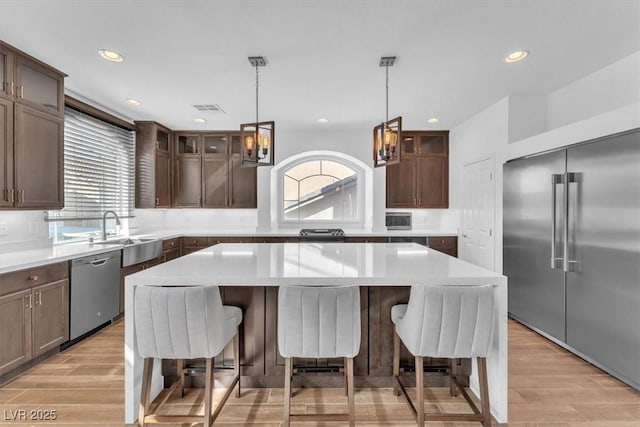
[373,56,402,167]
[241,56,275,166]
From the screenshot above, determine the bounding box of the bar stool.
[278,285,361,427]
[134,285,242,427]
[391,284,495,426]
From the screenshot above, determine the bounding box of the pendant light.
[373,56,402,167]
[241,56,275,166]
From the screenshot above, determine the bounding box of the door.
[386,157,416,207]
[202,156,228,207]
[461,157,495,270]
[416,156,447,208]
[0,289,32,374]
[229,155,256,208]
[14,104,64,208]
[174,157,201,207]
[504,149,566,341]
[32,280,68,357]
[0,97,13,207]
[565,130,640,387]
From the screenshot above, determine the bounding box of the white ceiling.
[0,0,638,131]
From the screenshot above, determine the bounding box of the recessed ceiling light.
[505,50,529,63]
[427,117,440,124]
[125,98,141,106]
[317,118,329,124]
[98,49,124,62]
[193,118,206,123]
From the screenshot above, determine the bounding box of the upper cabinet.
[173,131,256,209]
[386,130,449,209]
[0,41,65,210]
[135,121,172,208]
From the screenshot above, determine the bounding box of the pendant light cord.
[255,64,259,125]
[385,65,389,123]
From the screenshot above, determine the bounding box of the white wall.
[0,211,52,251]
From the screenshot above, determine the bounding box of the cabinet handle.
[155,197,159,206]
[25,294,32,308]
[18,86,24,98]
[9,82,14,96]
[28,274,39,281]
[8,188,14,203]
[17,189,24,204]
[35,291,41,305]
[170,242,175,246]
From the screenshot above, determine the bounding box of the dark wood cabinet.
[344,236,388,243]
[32,279,68,357]
[0,289,31,375]
[0,96,13,207]
[428,236,458,257]
[173,131,256,209]
[0,41,65,210]
[14,104,64,208]
[0,262,69,377]
[387,130,449,209]
[135,121,172,208]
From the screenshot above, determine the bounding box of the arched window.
[283,159,357,221]
[273,151,371,227]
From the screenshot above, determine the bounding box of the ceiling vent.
[193,104,226,113]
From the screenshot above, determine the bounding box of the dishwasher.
[69,250,121,341]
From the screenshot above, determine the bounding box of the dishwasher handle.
[89,257,112,266]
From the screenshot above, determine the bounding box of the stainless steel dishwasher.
[69,250,121,341]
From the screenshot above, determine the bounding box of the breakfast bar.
[124,242,508,424]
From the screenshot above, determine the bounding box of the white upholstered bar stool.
[278,285,361,427]
[391,284,495,426]
[134,285,242,427]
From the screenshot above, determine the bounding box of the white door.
[461,157,495,271]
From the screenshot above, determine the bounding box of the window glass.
[283,159,357,221]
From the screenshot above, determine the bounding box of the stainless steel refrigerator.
[504,128,640,390]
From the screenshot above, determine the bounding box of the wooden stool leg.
[449,358,459,397]
[415,356,424,426]
[344,357,349,396]
[176,359,185,398]
[234,328,241,398]
[347,357,355,427]
[392,330,401,396]
[284,357,292,427]
[203,357,214,427]
[478,357,491,427]
[138,358,153,427]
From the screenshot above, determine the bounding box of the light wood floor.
[0,319,638,426]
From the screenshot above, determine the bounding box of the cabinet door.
[217,287,265,376]
[416,156,448,208]
[0,97,13,207]
[32,280,69,357]
[386,157,417,208]
[229,155,256,208]
[174,157,201,207]
[14,104,63,209]
[155,150,171,207]
[0,45,14,100]
[202,156,228,208]
[15,55,64,116]
[0,289,32,375]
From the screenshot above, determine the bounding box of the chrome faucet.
[101,210,121,241]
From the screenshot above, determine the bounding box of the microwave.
[385,212,412,230]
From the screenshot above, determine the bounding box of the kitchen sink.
[93,237,163,267]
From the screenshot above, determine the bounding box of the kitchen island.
[124,242,508,423]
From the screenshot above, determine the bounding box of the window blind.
[48,107,135,220]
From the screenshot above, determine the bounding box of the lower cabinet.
[119,255,164,314]
[0,262,69,377]
[429,236,458,257]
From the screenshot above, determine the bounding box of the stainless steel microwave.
[385,212,412,230]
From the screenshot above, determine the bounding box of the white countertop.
[126,242,500,287]
[0,229,458,274]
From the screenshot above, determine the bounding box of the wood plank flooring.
[0,319,638,426]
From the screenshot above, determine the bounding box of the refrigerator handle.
[563,172,578,272]
[551,174,564,269]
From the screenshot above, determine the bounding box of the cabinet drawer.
[182,236,208,247]
[162,237,180,251]
[428,236,457,247]
[208,237,236,245]
[0,262,68,297]
[162,248,181,262]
